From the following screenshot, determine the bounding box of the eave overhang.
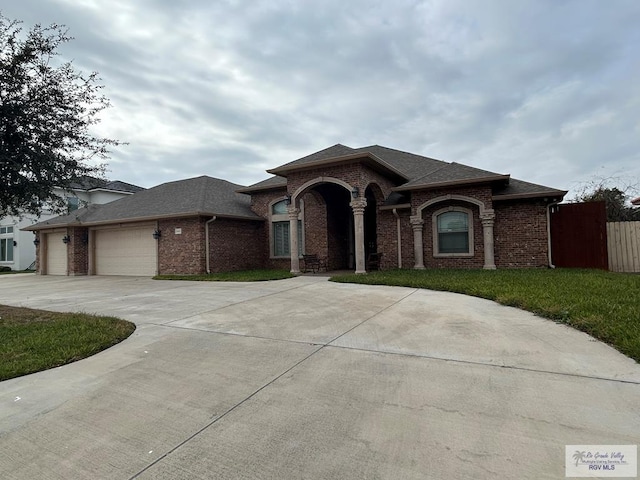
[392,175,511,192]
[492,191,568,202]
[236,183,288,194]
[23,211,264,231]
[379,203,411,211]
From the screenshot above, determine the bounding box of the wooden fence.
[607,222,640,272]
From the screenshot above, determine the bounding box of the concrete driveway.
[0,274,638,479]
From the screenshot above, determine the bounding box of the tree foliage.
[574,179,640,222]
[0,14,122,217]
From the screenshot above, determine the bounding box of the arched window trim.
[432,206,474,257]
[269,197,304,259]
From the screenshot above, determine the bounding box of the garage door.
[94,227,157,276]
[46,232,68,275]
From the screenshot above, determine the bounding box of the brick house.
[25,144,567,275]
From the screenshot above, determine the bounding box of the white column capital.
[350,198,367,215]
[410,216,424,230]
[287,206,300,218]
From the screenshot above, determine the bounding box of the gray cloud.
[2,0,639,199]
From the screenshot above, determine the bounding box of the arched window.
[432,207,474,256]
[270,199,303,258]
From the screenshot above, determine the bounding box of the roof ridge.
[361,144,448,163]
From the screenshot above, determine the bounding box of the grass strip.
[331,268,640,363]
[154,269,294,282]
[0,305,135,381]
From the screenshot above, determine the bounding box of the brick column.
[288,206,300,273]
[350,198,367,274]
[410,216,425,270]
[481,211,496,270]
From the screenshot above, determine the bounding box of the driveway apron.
[0,275,638,479]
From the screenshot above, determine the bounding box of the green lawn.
[331,269,640,363]
[154,269,294,282]
[0,305,135,381]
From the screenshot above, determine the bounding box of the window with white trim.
[270,199,303,258]
[67,196,80,212]
[0,226,14,262]
[433,207,474,256]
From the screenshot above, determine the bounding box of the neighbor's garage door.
[94,227,157,276]
[46,232,68,275]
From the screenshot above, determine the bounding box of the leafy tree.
[0,14,122,217]
[574,179,640,222]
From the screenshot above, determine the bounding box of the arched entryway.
[289,177,368,274]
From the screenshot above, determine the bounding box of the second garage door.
[94,227,157,276]
[46,232,68,275]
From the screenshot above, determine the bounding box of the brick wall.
[286,162,397,201]
[158,217,207,274]
[34,232,41,274]
[410,186,492,269]
[208,218,266,272]
[302,191,328,259]
[246,171,550,271]
[421,201,484,268]
[68,227,89,275]
[158,216,266,274]
[494,200,549,268]
[377,208,413,269]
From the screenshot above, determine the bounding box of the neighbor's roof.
[632,196,640,206]
[67,176,144,194]
[25,176,261,230]
[241,144,566,200]
[93,180,145,194]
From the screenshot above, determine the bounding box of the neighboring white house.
[0,178,143,270]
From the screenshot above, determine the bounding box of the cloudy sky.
[3,0,639,199]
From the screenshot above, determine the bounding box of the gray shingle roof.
[263,143,566,200]
[271,144,356,171]
[237,175,287,193]
[352,145,448,180]
[26,176,261,230]
[492,178,567,200]
[68,176,144,193]
[95,180,145,193]
[395,162,509,191]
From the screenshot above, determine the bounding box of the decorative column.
[288,206,300,273]
[350,198,367,274]
[481,210,496,270]
[410,215,425,269]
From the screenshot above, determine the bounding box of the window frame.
[269,198,304,259]
[0,226,14,262]
[67,196,80,212]
[432,206,474,257]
